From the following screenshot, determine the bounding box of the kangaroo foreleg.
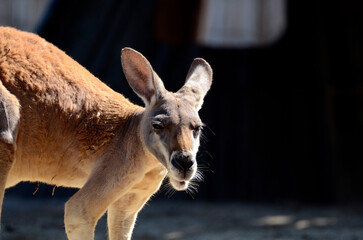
[107,167,166,240]
[0,81,20,235]
[64,158,138,240]
[107,195,142,240]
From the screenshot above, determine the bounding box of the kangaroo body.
[0,27,212,240]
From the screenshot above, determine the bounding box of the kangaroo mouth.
[169,177,189,191]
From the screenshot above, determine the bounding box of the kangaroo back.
[0,27,212,240]
[0,27,142,184]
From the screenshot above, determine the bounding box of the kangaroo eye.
[152,123,164,130]
[193,126,202,138]
[193,126,202,132]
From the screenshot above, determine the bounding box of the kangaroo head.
[121,48,212,191]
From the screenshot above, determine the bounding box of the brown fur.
[0,27,212,240]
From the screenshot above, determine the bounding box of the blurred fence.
[0,0,49,31]
[2,0,363,204]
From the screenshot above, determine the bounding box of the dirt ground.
[2,197,363,240]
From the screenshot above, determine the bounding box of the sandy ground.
[2,197,363,240]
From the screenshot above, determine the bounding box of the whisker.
[162,180,176,198]
[186,181,200,199]
[186,188,194,198]
[197,147,214,161]
[203,124,216,136]
[186,188,195,199]
[167,188,176,198]
[194,171,205,182]
[197,160,214,174]
[200,132,209,144]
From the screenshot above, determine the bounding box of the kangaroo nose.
[171,152,195,171]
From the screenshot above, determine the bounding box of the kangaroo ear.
[177,58,213,111]
[121,48,165,105]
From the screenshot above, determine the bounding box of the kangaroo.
[0,27,212,240]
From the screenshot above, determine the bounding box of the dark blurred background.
[1,0,363,205]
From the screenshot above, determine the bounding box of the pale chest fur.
[130,164,167,197]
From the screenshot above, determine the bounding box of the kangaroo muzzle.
[171,151,194,171]
[170,151,196,179]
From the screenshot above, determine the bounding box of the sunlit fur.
[0,27,212,240]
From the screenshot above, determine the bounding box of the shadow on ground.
[2,197,363,240]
